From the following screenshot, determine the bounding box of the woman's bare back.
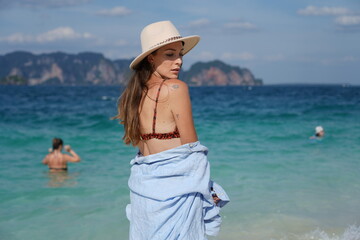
[46,152,68,171]
[138,80,182,155]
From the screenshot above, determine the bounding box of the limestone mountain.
[0,51,262,86]
[182,60,263,86]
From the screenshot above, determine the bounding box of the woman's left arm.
[168,79,198,144]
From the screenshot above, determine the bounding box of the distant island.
[0,51,263,86]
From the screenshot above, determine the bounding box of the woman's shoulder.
[165,79,189,96]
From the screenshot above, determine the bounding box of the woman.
[42,138,80,172]
[117,20,200,153]
[115,21,228,239]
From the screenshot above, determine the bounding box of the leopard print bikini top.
[140,80,180,140]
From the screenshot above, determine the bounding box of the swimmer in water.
[42,138,80,172]
[310,126,325,140]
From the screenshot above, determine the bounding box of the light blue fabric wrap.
[126,141,229,240]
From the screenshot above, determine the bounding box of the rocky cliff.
[183,60,263,86]
[0,51,262,86]
[0,51,131,86]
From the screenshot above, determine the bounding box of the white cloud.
[114,39,128,46]
[103,50,134,60]
[298,6,350,16]
[96,6,131,16]
[298,6,360,31]
[263,54,285,62]
[0,33,32,43]
[296,56,358,65]
[222,52,256,61]
[0,27,93,43]
[323,56,360,65]
[224,21,257,30]
[195,51,215,61]
[36,27,92,42]
[2,0,91,8]
[188,18,210,28]
[341,56,358,62]
[335,15,360,26]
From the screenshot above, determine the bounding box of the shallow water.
[1,85,359,240]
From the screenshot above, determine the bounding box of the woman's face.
[148,41,184,79]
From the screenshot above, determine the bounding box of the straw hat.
[129,20,200,69]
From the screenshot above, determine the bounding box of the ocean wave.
[295,225,360,240]
[101,95,117,101]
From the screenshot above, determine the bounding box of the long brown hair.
[114,59,153,145]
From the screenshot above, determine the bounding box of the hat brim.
[129,35,200,70]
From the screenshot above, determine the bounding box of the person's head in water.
[315,126,325,138]
[52,138,63,150]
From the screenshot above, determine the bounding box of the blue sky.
[0,0,359,84]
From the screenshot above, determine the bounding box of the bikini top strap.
[152,80,166,134]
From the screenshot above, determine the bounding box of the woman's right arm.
[64,146,81,162]
[168,79,198,144]
[42,155,49,165]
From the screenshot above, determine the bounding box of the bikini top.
[140,80,180,140]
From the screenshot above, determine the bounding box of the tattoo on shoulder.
[172,84,179,89]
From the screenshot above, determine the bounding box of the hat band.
[149,36,182,50]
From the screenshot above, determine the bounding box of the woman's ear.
[147,55,154,64]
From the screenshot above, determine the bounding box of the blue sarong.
[126,141,229,240]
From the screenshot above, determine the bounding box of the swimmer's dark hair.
[52,138,63,150]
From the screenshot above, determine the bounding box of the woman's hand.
[63,145,81,162]
[64,145,71,152]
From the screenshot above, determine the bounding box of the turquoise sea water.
[1,85,360,240]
